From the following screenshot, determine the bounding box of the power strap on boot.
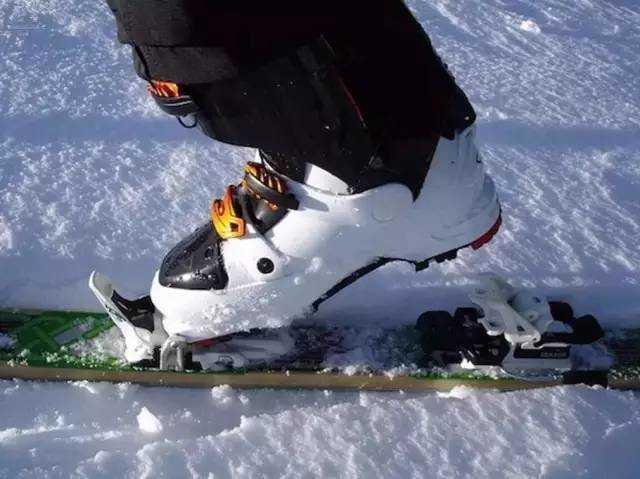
[242,163,299,211]
[211,162,299,240]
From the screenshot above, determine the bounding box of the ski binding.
[416,274,605,373]
[89,272,297,371]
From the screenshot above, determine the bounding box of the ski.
[1,307,639,392]
[1,363,637,392]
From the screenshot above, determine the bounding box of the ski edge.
[2,362,638,392]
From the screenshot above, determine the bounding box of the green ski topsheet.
[0,309,116,369]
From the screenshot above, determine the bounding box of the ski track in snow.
[1,1,640,477]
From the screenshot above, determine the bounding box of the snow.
[1,380,640,478]
[436,385,474,399]
[136,407,163,435]
[519,20,542,34]
[0,334,14,350]
[0,216,13,252]
[1,0,640,476]
[71,326,125,360]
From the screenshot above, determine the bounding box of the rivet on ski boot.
[257,258,275,274]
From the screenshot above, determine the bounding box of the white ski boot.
[91,124,500,368]
[153,125,499,337]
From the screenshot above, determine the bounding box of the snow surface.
[136,407,164,435]
[2,381,640,478]
[0,334,14,350]
[1,0,640,477]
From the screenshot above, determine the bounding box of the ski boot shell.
[150,124,500,343]
[89,272,299,369]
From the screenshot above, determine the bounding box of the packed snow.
[1,0,640,477]
[2,381,640,478]
[136,407,164,435]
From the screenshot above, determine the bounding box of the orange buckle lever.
[211,185,246,240]
[242,162,288,211]
[147,80,180,98]
[244,162,287,194]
